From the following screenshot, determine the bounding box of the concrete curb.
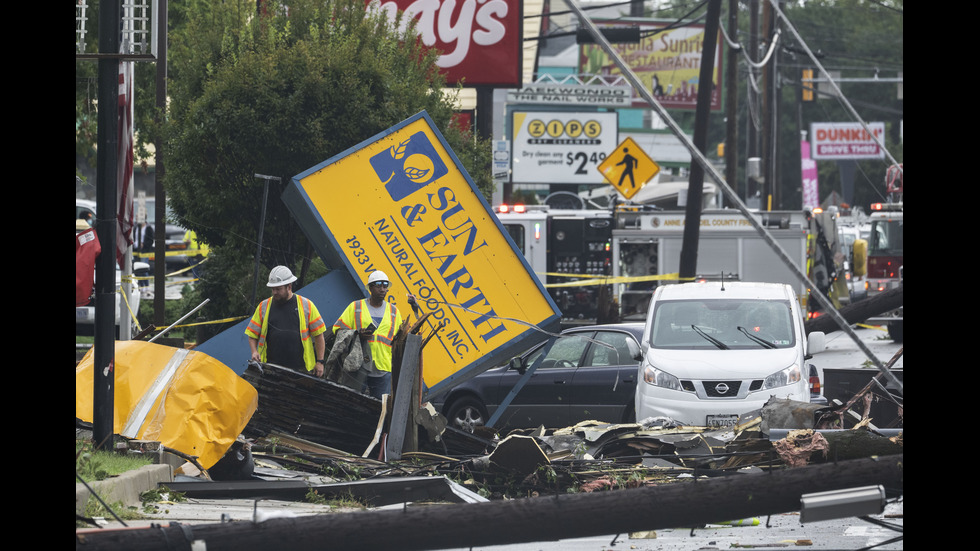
[76,464,174,515]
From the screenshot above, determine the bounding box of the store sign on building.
[506,84,634,107]
[579,20,723,111]
[368,0,522,87]
[810,122,886,160]
[511,111,618,184]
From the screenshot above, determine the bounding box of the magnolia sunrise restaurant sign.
[368,0,523,87]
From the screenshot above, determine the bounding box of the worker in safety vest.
[246,266,327,376]
[333,270,415,398]
[183,229,209,278]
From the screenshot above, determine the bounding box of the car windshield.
[650,299,796,349]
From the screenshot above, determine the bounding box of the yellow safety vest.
[245,294,326,372]
[332,299,403,373]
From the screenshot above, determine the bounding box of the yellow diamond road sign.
[597,137,660,200]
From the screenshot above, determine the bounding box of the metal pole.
[94,0,122,451]
[149,299,210,343]
[153,0,168,328]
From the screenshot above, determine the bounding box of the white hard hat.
[267,265,297,287]
[367,270,389,286]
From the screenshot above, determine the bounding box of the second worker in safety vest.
[332,270,416,399]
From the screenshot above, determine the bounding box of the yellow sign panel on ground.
[597,137,660,200]
[288,112,561,392]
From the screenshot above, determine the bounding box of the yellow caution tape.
[127,257,209,281]
[116,286,142,334]
[542,272,694,288]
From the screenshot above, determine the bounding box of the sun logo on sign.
[371,132,448,201]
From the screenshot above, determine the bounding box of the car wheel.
[446,396,488,433]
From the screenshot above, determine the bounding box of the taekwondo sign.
[285,112,561,392]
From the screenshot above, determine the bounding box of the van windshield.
[650,299,796,349]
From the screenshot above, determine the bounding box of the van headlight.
[763,364,803,389]
[643,364,682,390]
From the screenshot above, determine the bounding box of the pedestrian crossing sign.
[597,137,660,200]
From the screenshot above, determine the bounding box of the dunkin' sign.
[368,0,522,86]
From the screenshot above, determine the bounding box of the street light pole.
[251,174,278,306]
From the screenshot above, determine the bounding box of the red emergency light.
[497,204,526,214]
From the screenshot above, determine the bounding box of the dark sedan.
[435,323,645,433]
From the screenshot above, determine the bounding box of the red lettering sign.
[368,0,522,87]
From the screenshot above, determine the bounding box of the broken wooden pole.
[386,334,422,460]
[805,285,902,335]
[74,454,903,551]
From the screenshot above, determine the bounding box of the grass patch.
[80,496,146,525]
[76,439,153,483]
[305,489,368,510]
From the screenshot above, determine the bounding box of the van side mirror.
[806,331,826,358]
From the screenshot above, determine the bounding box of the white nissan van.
[636,281,824,427]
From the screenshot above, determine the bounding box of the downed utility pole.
[75,454,902,551]
[805,285,902,335]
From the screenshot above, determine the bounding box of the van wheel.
[446,397,487,433]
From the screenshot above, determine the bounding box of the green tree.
[165,0,492,338]
[775,0,903,211]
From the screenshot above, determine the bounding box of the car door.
[568,329,640,424]
[490,332,592,429]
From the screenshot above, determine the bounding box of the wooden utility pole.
[679,0,722,280]
[725,0,738,202]
[75,454,903,551]
[805,285,903,335]
[762,0,774,209]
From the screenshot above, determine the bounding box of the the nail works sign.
[368,0,522,87]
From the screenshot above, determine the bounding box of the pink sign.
[801,140,819,209]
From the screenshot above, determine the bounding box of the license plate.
[706,415,738,427]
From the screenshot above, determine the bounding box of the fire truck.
[494,204,828,327]
[865,164,903,341]
[495,204,615,326]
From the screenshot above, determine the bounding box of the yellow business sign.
[288,112,560,391]
[597,137,660,200]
